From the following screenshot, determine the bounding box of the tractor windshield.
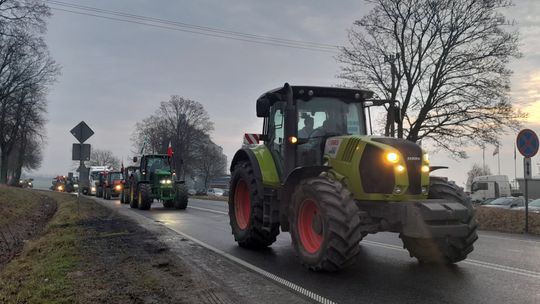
[146,157,171,172]
[296,97,365,138]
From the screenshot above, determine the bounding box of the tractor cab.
[256,85,373,178]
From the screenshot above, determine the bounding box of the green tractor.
[228,84,477,272]
[120,165,138,204]
[129,154,188,210]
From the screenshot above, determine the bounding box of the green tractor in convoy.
[120,165,138,204]
[129,154,188,210]
[228,84,477,272]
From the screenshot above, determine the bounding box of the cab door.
[266,101,286,180]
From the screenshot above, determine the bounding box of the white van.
[470,175,511,203]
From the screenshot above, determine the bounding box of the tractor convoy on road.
[70,83,478,272]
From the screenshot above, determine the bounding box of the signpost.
[516,129,539,233]
[70,121,94,213]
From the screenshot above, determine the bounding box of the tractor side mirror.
[133,156,138,163]
[256,98,270,117]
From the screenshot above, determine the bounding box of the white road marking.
[477,233,540,245]
[362,240,540,279]
[188,206,228,215]
[165,224,336,304]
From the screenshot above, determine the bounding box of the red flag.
[167,141,173,157]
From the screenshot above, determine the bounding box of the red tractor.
[103,171,124,200]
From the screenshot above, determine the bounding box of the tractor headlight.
[91,186,96,192]
[395,165,405,173]
[57,185,64,191]
[160,179,172,184]
[421,165,430,173]
[386,152,399,163]
[115,185,122,191]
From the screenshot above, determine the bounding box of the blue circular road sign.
[516,129,539,158]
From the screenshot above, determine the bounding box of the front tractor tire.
[401,177,478,264]
[290,175,364,272]
[137,184,152,210]
[174,184,188,210]
[129,186,138,209]
[228,161,279,249]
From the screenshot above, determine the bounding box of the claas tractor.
[129,154,188,210]
[103,171,124,200]
[228,84,477,272]
[120,166,138,204]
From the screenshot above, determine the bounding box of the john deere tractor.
[228,84,477,272]
[129,154,188,210]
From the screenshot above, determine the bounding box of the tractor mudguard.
[230,149,265,196]
[279,165,330,231]
[231,149,263,182]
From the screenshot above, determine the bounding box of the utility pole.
[482,146,486,172]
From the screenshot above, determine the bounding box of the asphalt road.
[95,196,540,304]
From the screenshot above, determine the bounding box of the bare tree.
[338,0,524,157]
[132,95,214,178]
[89,148,120,169]
[0,31,58,183]
[0,0,57,183]
[193,137,227,189]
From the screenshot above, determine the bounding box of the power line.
[46,0,338,49]
[44,0,340,53]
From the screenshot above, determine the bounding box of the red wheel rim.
[298,199,323,254]
[234,180,251,230]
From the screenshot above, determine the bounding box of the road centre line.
[188,203,540,280]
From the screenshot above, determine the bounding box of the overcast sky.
[36,0,540,187]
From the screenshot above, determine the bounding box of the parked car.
[482,196,527,209]
[206,188,225,196]
[515,199,540,213]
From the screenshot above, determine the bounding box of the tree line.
[0,0,59,184]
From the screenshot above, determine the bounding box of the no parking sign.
[516,129,539,158]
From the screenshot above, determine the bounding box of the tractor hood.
[324,135,430,201]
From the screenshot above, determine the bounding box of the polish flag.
[167,141,173,157]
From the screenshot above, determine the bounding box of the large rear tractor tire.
[290,174,364,272]
[174,184,188,210]
[138,184,152,210]
[228,161,279,249]
[400,177,478,264]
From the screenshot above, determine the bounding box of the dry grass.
[0,185,43,227]
[476,206,540,235]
